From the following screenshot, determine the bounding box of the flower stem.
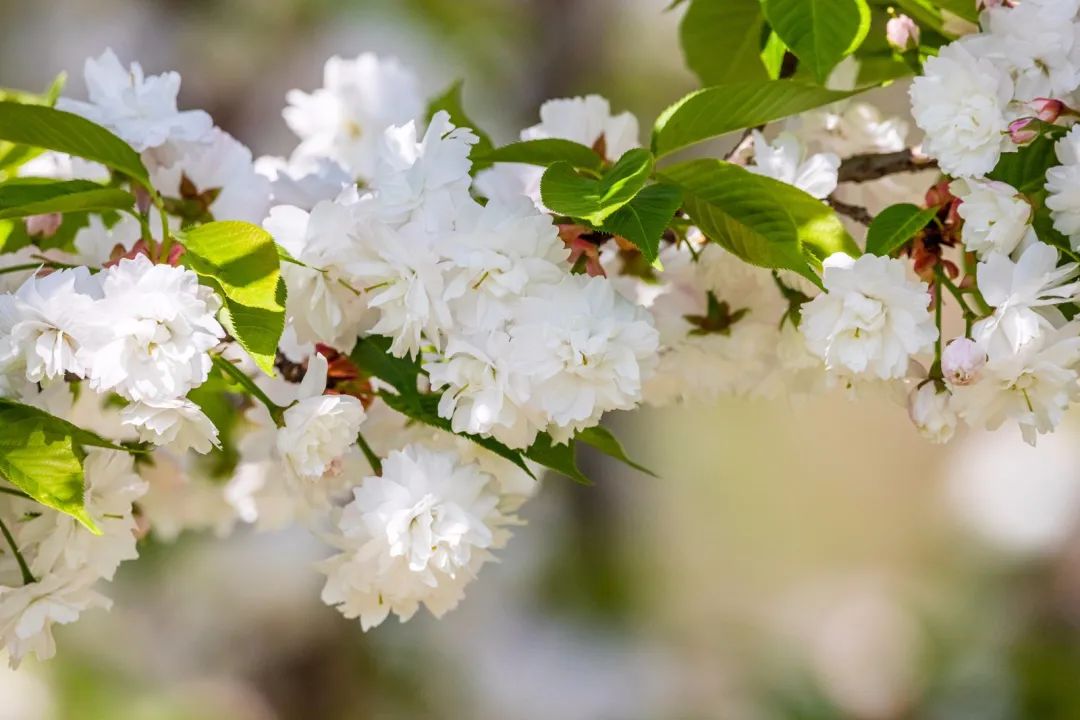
[355,432,383,476]
[211,354,286,427]
[0,516,35,586]
[933,265,945,374]
[0,262,44,276]
[937,270,982,321]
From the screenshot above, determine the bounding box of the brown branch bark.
[724,128,757,165]
[837,149,939,184]
[828,196,874,226]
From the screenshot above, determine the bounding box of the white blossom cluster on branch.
[2,0,1078,669]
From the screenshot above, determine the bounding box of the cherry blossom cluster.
[0,49,659,666]
[896,0,1080,445]
[5,0,1076,669]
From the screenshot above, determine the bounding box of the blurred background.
[4,1,1080,718]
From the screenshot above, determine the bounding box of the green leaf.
[521,434,590,485]
[0,178,134,219]
[679,0,770,85]
[762,0,871,83]
[865,203,938,257]
[988,136,1058,195]
[0,399,140,533]
[475,139,605,172]
[181,221,285,375]
[652,81,858,158]
[349,335,424,404]
[659,159,857,283]
[576,426,657,477]
[354,338,613,483]
[891,0,977,33]
[601,183,682,264]
[0,102,149,186]
[0,72,66,106]
[541,148,653,225]
[379,391,536,478]
[935,0,979,22]
[761,32,790,79]
[187,370,240,479]
[0,74,67,178]
[427,80,495,173]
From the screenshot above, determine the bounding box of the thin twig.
[0,486,31,500]
[827,196,874,226]
[838,149,939,183]
[724,128,758,165]
[0,516,35,585]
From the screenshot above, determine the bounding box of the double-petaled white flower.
[0,267,101,382]
[284,53,424,180]
[425,332,541,450]
[1046,126,1080,250]
[644,242,788,405]
[264,201,374,350]
[121,398,220,454]
[746,131,840,199]
[522,94,640,160]
[442,195,568,333]
[508,275,659,442]
[950,178,1035,258]
[952,322,1080,445]
[80,255,224,403]
[276,352,366,481]
[150,128,271,224]
[910,41,1015,177]
[969,0,1080,102]
[971,242,1080,359]
[371,111,478,231]
[345,221,457,359]
[801,253,937,380]
[256,154,352,211]
[57,48,212,152]
[319,443,513,630]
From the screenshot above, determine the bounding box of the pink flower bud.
[887,15,921,52]
[24,213,62,238]
[942,338,986,386]
[1031,98,1065,123]
[1008,117,1038,145]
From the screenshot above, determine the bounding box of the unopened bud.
[908,382,957,444]
[887,15,921,52]
[134,186,152,215]
[166,242,186,266]
[1008,117,1038,145]
[925,180,955,209]
[941,338,986,386]
[1031,98,1065,123]
[24,213,62,238]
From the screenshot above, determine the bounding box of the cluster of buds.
[1008,98,1078,145]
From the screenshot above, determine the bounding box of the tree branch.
[725,128,757,165]
[837,149,938,183]
[827,196,874,226]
